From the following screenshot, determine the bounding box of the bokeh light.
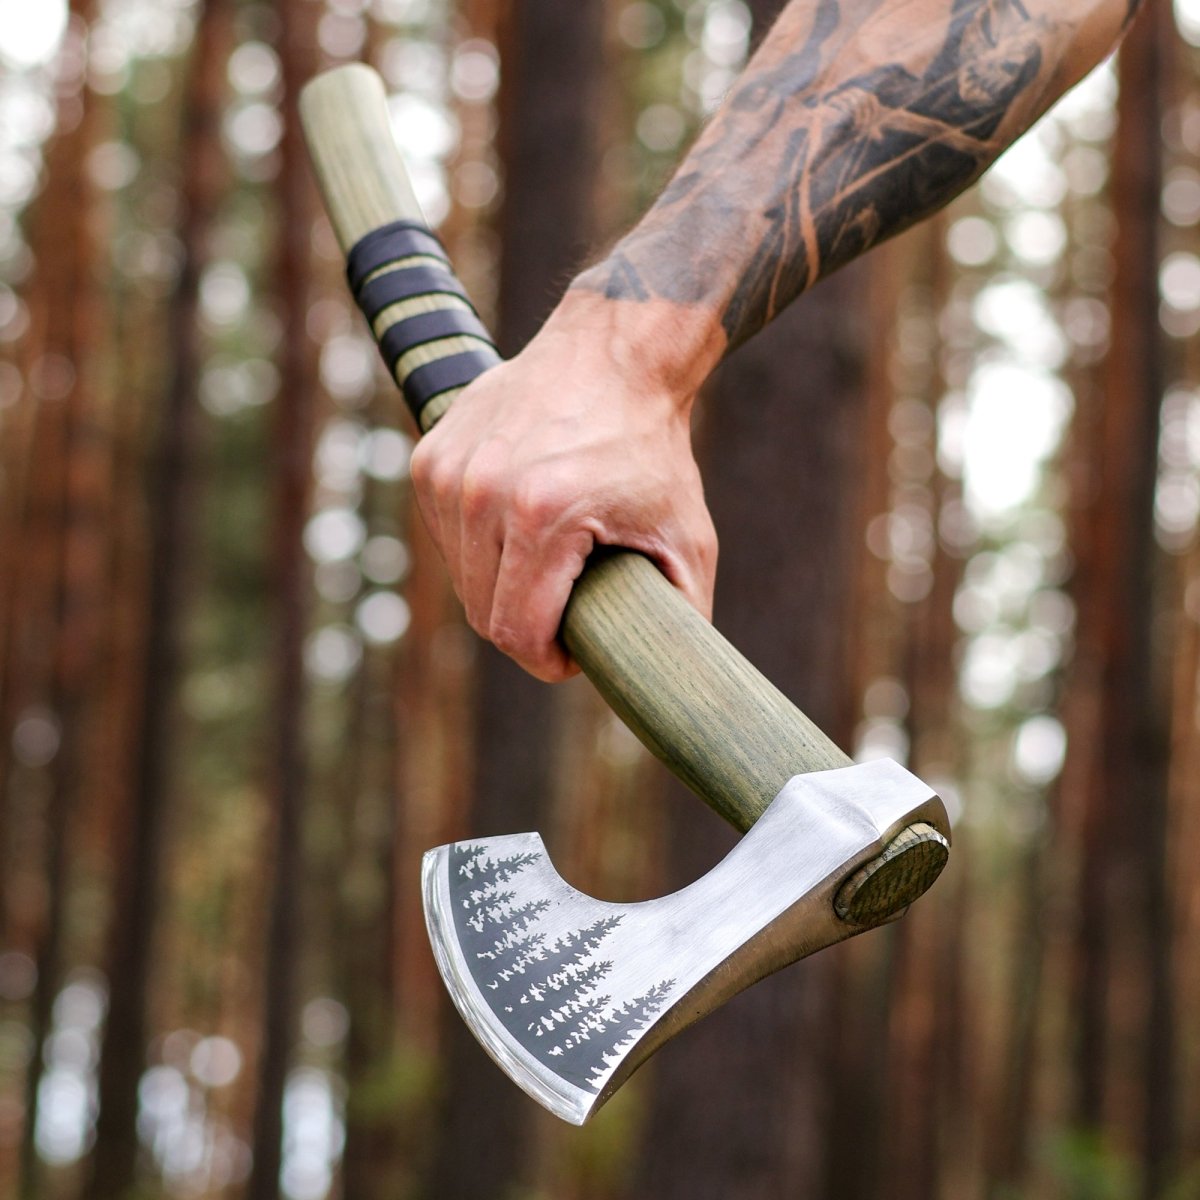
[0,0,68,69]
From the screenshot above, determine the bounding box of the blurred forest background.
[1,0,1199,1197]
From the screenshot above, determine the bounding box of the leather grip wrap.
[345,218,501,429]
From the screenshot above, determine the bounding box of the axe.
[300,64,951,1125]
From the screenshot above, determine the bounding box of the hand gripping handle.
[299,65,948,921]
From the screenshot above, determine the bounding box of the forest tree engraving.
[449,843,675,1092]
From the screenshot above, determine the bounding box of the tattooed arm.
[411,0,1142,682]
[575,0,1142,347]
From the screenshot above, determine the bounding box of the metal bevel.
[422,758,948,1124]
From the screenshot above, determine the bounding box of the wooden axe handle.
[299,64,854,833]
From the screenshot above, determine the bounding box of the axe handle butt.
[301,66,947,922]
[834,821,949,925]
[300,64,422,254]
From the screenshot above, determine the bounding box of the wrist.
[545,277,726,410]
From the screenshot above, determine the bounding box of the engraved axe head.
[423,758,948,1124]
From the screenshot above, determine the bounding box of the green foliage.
[1163,1162,1200,1200]
[562,1076,648,1196]
[345,1038,437,1123]
[1042,1130,1137,1200]
[1042,1136,1200,1200]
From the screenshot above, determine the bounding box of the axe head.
[422,759,948,1124]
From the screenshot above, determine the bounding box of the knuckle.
[459,455,504,520]
[409,444,452,503]
[408,440,434,486]
[458,476,486,521]
[511,475,565,530]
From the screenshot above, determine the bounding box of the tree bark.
[427,2,607,1196]
[630,0,874,1188]
[1109,8,1175,1195]
[10,3,102,1192]
[87,2,230,1195]
[633,258,871,1197]
[245,3,320,1198]
[1065,4,1174,1193]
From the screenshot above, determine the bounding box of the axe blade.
[422,758,947,1124]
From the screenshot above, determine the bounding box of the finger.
[613,499,718,624]
[408,443,442,546]
[429,490,464,605]
[488,529,592,683]
[454,443,510,635]
[458,527,502,637]
[665,507,719,621]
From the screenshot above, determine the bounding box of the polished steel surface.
[423,758,948,1124]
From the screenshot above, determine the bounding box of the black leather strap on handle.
[346,218,448,289]
[376,305,494,364]
[345,217,501,427]
[400,348,501,418]
[355,263,470,322]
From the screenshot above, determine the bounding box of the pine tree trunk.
[1065,3,1173,1190]
[628,0,872,1188]
[245,2,320,1196]
[336,440,405,1195]
[633,261,871,1197]
[10,3,101,1191]
[1108,7,1175,1195]
[427,2,607,1196]
[87,1,230,1195]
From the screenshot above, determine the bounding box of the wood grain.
[299,64,948,921]
[563,550,849,830]
[834,821,950,925]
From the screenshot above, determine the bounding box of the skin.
[410,0,1144,682]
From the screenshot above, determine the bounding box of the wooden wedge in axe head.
[301,63,951,1125]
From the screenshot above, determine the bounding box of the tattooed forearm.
[574,0,1142,352]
